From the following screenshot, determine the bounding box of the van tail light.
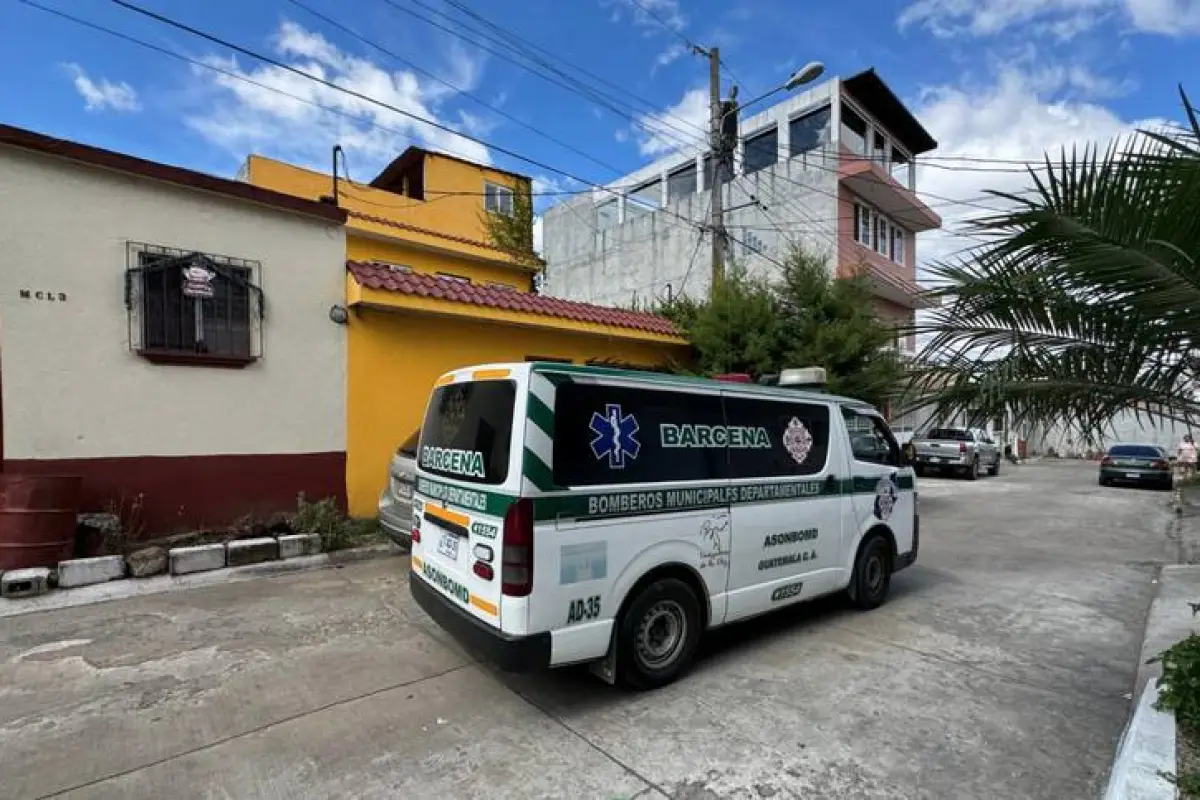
[411,521,421,544]
[958,442,967,454]
[1101,456,1114,467]
[501,498,534,597]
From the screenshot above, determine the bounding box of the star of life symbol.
[874,475,898,520]
[782,417,814,465]
[589,404,641,468]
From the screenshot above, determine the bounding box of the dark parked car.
[1098,444,1172,490]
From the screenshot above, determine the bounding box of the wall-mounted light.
[329,304,349,325]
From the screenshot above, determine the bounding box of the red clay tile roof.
[347,261,681,337]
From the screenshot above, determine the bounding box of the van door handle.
[825,474,841,491]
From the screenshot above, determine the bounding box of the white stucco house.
[0,124,349,533]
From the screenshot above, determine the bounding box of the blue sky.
[2,0,1198,258]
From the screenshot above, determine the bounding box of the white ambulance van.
[408,362,918,689]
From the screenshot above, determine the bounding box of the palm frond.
[911,90,1200,439]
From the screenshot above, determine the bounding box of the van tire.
[617,578,702,690]
[848,534,891,611]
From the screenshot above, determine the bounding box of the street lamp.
[723,60,826,121]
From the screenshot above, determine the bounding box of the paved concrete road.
[0,462,1176,799]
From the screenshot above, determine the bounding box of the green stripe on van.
[526,393,555,438]
[522,448,556,491]
[414,476,515,517]
[532,474,915,523]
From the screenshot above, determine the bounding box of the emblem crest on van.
[782,417,814,464]
[589,404,641,468]
[874,475,898,520]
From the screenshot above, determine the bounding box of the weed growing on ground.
[293,494,383,552]
[1152,632,1200,795]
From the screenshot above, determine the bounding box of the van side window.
[552,383,725,486]
[721,397,830,478]
[842,408,900,467]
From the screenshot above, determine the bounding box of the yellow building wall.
[347,235,532,291]
[245,155,533,286]
[346,307,690,517]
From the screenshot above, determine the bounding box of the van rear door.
[412,376,516,628]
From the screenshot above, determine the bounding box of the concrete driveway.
[0,461,1176,799]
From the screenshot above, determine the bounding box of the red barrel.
[0,474,82,570]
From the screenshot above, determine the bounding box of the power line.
[36,1,1043,282]
[13,0,595,208]
[624,0,696,50]
[375,0,708,153]
[38,0,734,274]
[283,0,626,177]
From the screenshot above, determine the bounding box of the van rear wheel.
[617,578,702,690]
[848,534,892,611]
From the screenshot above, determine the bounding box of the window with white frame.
[853,203,907,265]
[484,182,514,215]
[891,225,905,263]
[855,203,871,245]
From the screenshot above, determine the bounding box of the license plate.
[1126,472,1140,479]
[437,532,459,560]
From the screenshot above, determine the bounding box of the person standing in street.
[1178,434,1197,479]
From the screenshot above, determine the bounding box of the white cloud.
[186,20,490,174]
[604,0,692,69]
[632,86,708,157]
[63,64,140,112]
[897,0,1200,38]
[912,67,1170,271]
[1126,0,1200,34]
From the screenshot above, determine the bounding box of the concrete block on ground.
[169,544,226,576]
[127,546,167,578]
[57,555,125,588]
[278,533,322,559]
[1,568,52,598]
[226,537,278,567]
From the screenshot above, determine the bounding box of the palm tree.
[908,88,1200,440]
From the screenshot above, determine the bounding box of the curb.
[1103,564,1200,799]
[0,542,404,619]
[1104,681,1178,800]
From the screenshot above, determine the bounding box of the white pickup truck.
[909,427,1001,480]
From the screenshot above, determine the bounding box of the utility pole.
[705,46,726,295]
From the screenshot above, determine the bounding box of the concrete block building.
[543,68,942,357]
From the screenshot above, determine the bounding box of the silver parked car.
[909,426,1001,480]
[378,429,418,548]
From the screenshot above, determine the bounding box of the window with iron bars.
[125,242,264,367]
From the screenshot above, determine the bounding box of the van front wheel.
[617,578,702,690]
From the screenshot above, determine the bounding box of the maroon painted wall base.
[6,451,347,537]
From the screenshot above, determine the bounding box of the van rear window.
[419,381,515,484]
[1108,444,1162,458]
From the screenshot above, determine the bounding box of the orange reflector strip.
[471,595,498,616]
[434,373,456,387]
[425,504,470,528]
[471,368,511,381]
[411,556,423,571]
